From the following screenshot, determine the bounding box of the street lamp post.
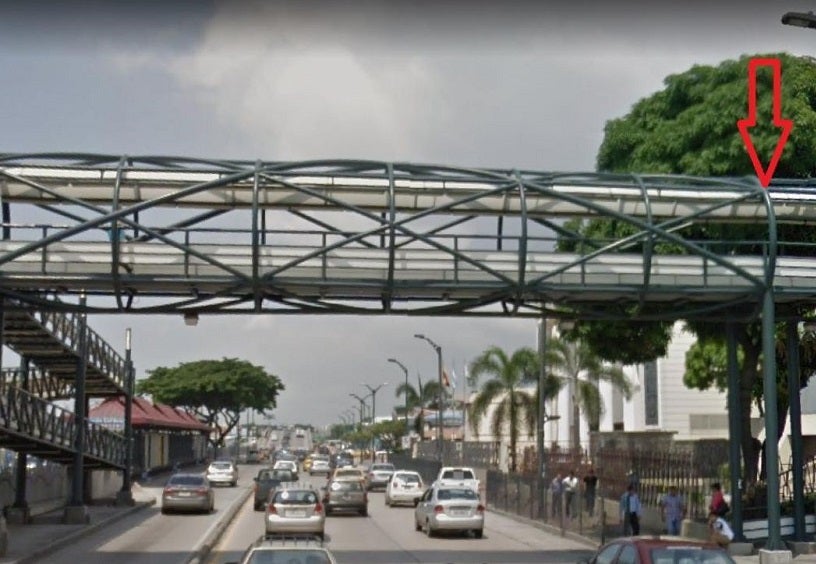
[415,334,444,465]
[388,358,410,435]
[349,393,369,431]
[362,382,388,460]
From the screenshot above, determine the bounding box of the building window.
[644,361,659,426]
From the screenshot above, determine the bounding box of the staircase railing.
[0,367,74,400]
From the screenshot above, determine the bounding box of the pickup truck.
[253,468,297,510]
[436,466,480,494]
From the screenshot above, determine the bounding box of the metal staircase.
[3,305,127,396]
[0,382,125,469]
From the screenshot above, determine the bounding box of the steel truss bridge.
[0,153,813,542]
[0,154,814,320]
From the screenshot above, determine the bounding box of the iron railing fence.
[0,367,73,401]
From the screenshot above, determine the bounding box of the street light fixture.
[782,11,816,29]
[415,333,444,465]
[349,393,369,430]
[388,358,410,435]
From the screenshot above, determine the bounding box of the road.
[36,464,261,564]
[205,473,595,564]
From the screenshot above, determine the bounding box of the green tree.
[468,346,561,472]
[565,53,816,482]
[545,336,633,450]
[137,357,285,450]
[394,377,444,435]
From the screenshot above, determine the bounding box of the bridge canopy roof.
[90,397,210,432]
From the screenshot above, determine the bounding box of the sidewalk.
[0,485,157,564]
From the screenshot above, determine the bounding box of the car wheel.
[424,519,435,537]
[360,507,368,517]
[415,519,422,531]
[231,481,237,487]
[384,496,390,506]
[324,507,332,517]
[161,507,168,515]
[474,529,483,539]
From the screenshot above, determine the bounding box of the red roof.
[89,397,211,432]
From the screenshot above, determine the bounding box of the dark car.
[322,479,368,516]
[161,473,215,514]
[582,537,735,564]
[253,468,297,511]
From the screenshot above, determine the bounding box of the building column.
[726,323,744,541]
[64,295,89,524]
[8,357,31,524]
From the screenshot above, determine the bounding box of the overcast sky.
[1,0,815,426]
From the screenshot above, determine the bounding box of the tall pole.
[415,334,444,466]
[362,382,388,460]
[787,321,805,541]
[117,328,135,505]
[388,358,410,435]
[537,318,547,519]
[761,288,782,550]
[726,322,744,541]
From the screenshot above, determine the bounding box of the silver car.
[385,470,424,506]
[228,535,338,564]
[414,484,484,538]
[161,473,215,514]
[366,463,395,491]
[265,487,326,539]
[207,460,239,487]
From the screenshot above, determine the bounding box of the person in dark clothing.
[583,467,598,517]
[619,484,642,536]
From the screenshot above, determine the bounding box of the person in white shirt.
[563,470,579,519]
[709,511,734,547]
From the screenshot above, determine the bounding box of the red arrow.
[736,58,793,188]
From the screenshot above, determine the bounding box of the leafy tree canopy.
[566,53,816,482]
[137,357,285,448]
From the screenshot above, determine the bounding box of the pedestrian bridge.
[0,154,813,320]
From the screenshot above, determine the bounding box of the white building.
[544,322,735,449]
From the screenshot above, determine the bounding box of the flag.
[442,368,451,388]
[450,368,457,392]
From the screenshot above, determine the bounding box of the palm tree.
[545,336,633,451]
[468,346,562,472]
[395,376,444,436]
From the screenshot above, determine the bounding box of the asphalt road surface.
[205,472,595,564]
[36,463,262,564]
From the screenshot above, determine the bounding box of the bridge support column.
[762,288,785,552]
[116,328,134,506]
[787,321,807,543]
[64,295,89,525]
[536,318,547,520]
[8,357,31,525]
[0,301,8,554]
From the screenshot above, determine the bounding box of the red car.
[583,537,735,564]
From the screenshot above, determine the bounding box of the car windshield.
[270,470,295,481]
[167,475,205,486]
[441,469,474,480]
[330,481,362,492]
[371,464,394,471]
[437,488,478,500]
[650,547,734,564]
[395,473,421,483]
[272,490,318,504]
[335,470,359,477]
[211,462,233,470]
[247,549,332,564]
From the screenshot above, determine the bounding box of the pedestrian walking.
[551,473,563,518]
[583,467,598,517]
[619,484,642,536]
[660,485,686,535]
[563,469,579,518]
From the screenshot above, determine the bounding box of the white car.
[206,460,238,487]
[310,458,331,475]
[273,460,299,474]
[385,470,424,506]
[414,484,484,538]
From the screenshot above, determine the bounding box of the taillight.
[477,504,485,513]
[267,503,277,514]
[163,487,176,495]
[314,502,323,513]
[196,487,208,495]
[433,505,444,513]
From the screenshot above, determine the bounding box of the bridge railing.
[16,306,127,392]
[0,382,126,468]
[0,367,73,400]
